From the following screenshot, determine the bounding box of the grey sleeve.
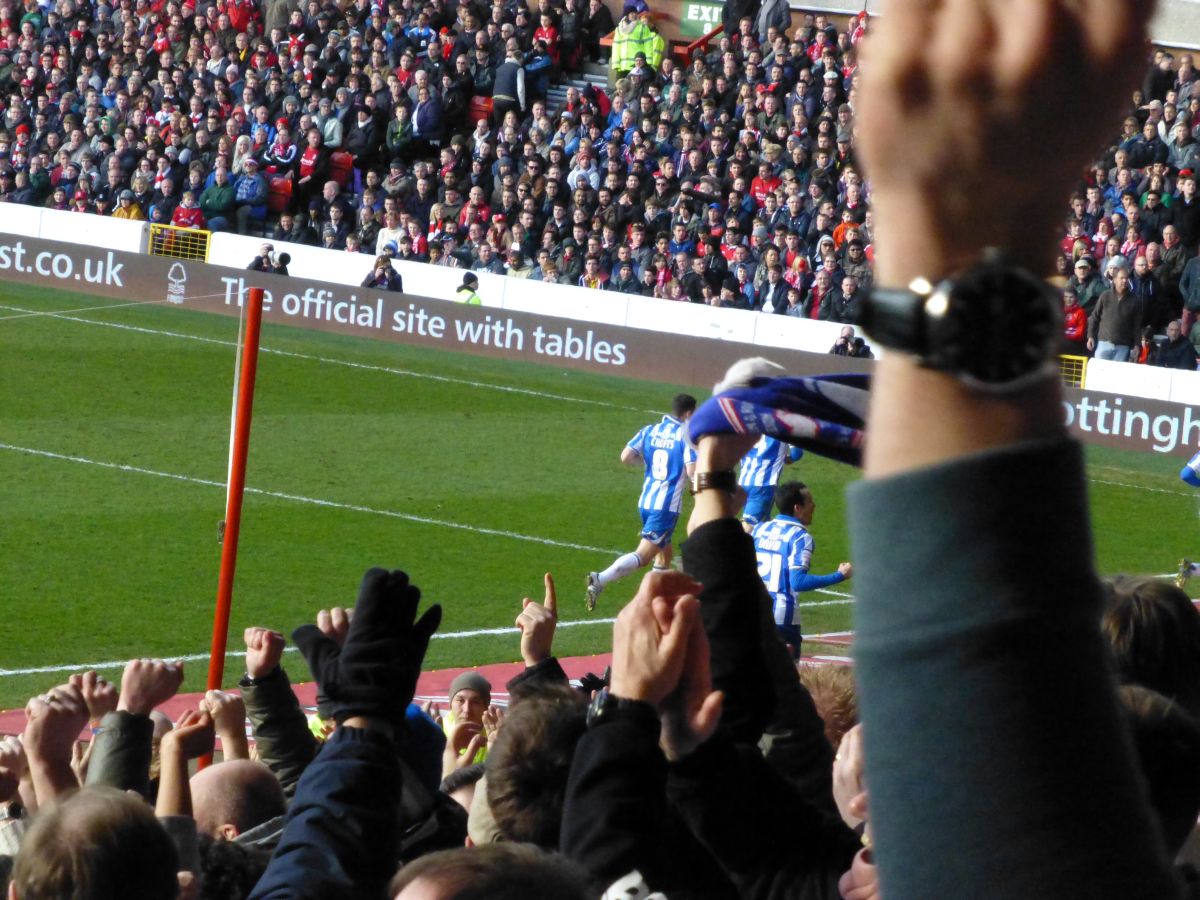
[85,710,154,795]
[847,438,1182,899]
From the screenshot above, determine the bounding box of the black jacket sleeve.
[560,708,673,889]
[85,710,153,795]
[667,733,858,900]
[681,520,838,817]
[248,727,400,900]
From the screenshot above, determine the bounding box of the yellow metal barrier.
[148,224,211,262]
[1059,354,1088,388]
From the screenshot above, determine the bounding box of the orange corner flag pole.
[206,285,265,698]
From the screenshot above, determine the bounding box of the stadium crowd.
[7,0,1200,898]
[0,0,1199,353]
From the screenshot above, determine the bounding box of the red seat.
[329,151,354,187]
[468,96,493,125]
[267,175,293,214]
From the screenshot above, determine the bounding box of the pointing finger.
[543,573,557,614]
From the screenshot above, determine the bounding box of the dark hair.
[197,835,271,900]
[389,844,592,899]
[774,480,812,515]
[1102,576,1200,717]
[671,393,697,418]
[484,685,586,847]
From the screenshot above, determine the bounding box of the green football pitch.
[1,282,1197,710]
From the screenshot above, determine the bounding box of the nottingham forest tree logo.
[167,262,187,305]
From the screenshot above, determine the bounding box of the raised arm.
[849,1,1180,897]
[87,659,183,795]
[239,627,319,797]
[250,568,441,900]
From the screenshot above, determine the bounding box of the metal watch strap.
[691,469,738,495]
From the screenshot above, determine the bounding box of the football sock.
[598,552,643,586]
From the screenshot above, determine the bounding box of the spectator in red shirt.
[171,190,207,229]
[750,159,781,207]
[533,14,560,66]
[1062,286,1088,352]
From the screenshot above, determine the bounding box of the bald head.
[190,760,286,840]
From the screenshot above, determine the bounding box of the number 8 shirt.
[626,415,696,544]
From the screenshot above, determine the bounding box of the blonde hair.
[798,664,858,749]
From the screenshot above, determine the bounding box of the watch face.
[926,261,1061,386]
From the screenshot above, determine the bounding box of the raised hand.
[292,568,442,727]
[516,573,558,666]
[163,709,216,761]
[68,671,118,725]
[0,736,27,803]
[858,0,1152,284]
[0,736,28,783]
[156,710,215,819]
[243,628,287,680]
[117,660,184,716]
[658,595,723,763]
[421,699,444,728]
[24,683,89,802]
[609,570,704,708]
[833,724,869,830]
[202,690,250,760]
[442,719,485,778]
[482,705,505,747]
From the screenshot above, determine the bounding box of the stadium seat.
[267,176,293,214]
[329,152,354,188]
[468,96,493,126]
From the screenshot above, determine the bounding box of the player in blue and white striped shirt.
[738,435,803,531]
[752,481,852,659]
[586,394,697,609]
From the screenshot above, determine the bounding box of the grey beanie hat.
[449,671,492,703]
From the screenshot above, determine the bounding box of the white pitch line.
[0,298,177,322]
[1087,477,1196,498]
[0,596,855,678]
[0,303,654,414]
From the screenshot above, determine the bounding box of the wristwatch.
[856,249,1061,391]
[691,469,738,495]
[586,687,659,730]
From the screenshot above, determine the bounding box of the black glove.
[293,567,442,726]
[577,668,609,697]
